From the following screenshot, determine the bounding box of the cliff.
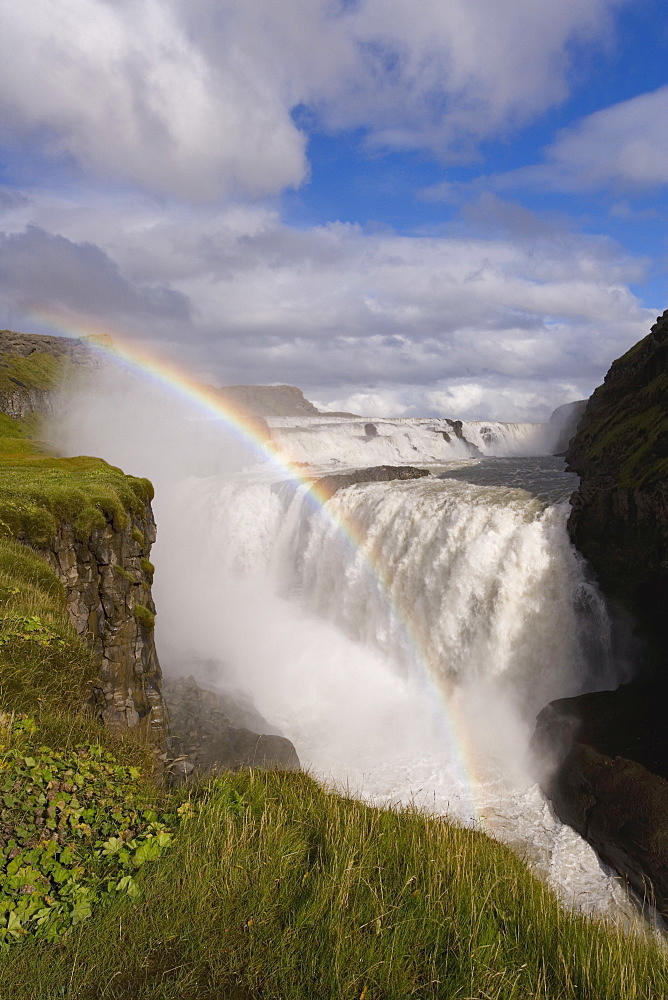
[0,420,168,742]
[566,309,668,657]
[41,501,166,735]
[534,309,668,917]
[0,329,95,419]
[216,383,321,417]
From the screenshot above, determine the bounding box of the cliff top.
[215,383,321,418]
[566,309,668,488]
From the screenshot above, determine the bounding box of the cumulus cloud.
[544,85,668,189]
[0,191,652,420]
[0,0,626,198]
[485,86,668,195]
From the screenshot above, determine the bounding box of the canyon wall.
[534,309,668,916]
[40,503,167,738]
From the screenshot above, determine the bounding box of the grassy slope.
[2,769,668,1000]
[0,405,668,997]
[566,315,668,488]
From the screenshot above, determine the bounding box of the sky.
[0,0,666,420]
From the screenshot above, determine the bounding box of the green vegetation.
[569,329,668,489]
[0,352,63,399]
[140,557,155,582]
[0,717,180,951]
[0,537,96,712]
[0,768,665,999]
[133,604,155,631]
[0,413,153,547]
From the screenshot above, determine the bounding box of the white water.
[152,459,632,922]
[51,383,637,922]
[268,416,557,469]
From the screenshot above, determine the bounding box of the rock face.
[535,310,668,915]
[534,689,668,916]
[39,503,167,740]
[314,465,430,501]
[216,383,321,418]
[162,676,300,779]
[566,310,668,655]
[0,329,95,419]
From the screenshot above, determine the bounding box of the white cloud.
[488,86,668,194]
[0,0,626,198]
[545,85,668,189]
[0,189,653,420]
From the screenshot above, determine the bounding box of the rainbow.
[28,309,484,818]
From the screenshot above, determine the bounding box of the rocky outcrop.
[314,465,430,501]
[0,329,96,419]
[566,311,668,655]
[533,688,668,916]
[534,310,668,916]
[162,676,300,780]
[39,503,167,741]
[444,419,482,456]
[216,383,321,418]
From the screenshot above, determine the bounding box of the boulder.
[162,676,300,782]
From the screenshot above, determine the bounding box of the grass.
[0,536,96,713]
[0,351,64,398]
[0,413,153,547]
[0,768,666,999]
[569,328,668,489]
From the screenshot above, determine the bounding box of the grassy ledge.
[0,418,153,547]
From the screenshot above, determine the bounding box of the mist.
[48,359,631,916]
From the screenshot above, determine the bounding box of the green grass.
[0,351,64,398]
[0,768,666,1000]
[0,536,96,713]
[0,413,153,547]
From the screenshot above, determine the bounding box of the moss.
[131,527,146,548]
[0,424,155,547]
[140,558,154,582]
[113,564,134,583]
[133,604,155,630]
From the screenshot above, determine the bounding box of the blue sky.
[0,0,666,419]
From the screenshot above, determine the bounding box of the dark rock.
[565,309,668,663]
[364,422,379,438]
[440,431,451,443]
[444,418,483,456]
[533,686,668,916]
[37,503,167,742]
[534,309,668,917]
[445,418,465,439]
[162,676,300,781]
[313,465,430,501]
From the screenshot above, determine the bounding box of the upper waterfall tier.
[267,416,559,470]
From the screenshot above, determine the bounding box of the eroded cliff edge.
[534,309,668,915]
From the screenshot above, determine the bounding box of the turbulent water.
[50,385,636,921]
[145,415,636,922]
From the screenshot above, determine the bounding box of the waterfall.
[49,378,633,919]
[268,417,555,468]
